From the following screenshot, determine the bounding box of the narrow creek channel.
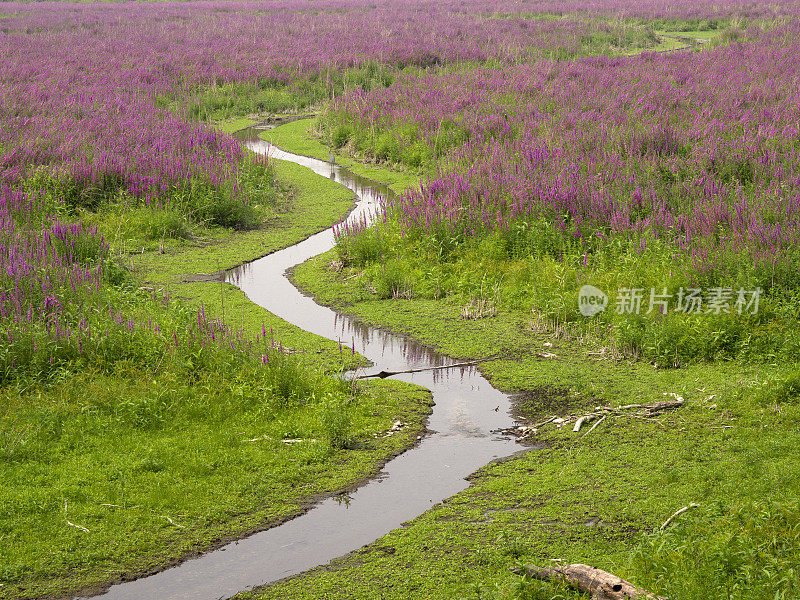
[83,125,522,600]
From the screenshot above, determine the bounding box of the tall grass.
[332,22,800,364]
[629,500,800,600]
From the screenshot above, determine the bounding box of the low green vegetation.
[256,247,800,600]
[630,500,800,600]
[1,352,431,599]
[214,116,259,135]
[260,118,420,195]
[0,123,432,599]
[222,119,800,600]
[0,7,800,600]
[333,214,800,367]
[179,63,400,125]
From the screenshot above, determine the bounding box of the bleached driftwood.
[575,399,684,429]
[161,515,185,529]
[573,415,591,432]
[660,503,699,530]
[499,398,684,443]
[66,521,90,533]
[581,414,607,437]
[599,399,684,415]
[512,563,664,600]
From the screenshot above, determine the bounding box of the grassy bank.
[260,118,420,195]
[226,118,800,600]
[2,367,432,600]
[0,132,433,599]
[129,156,368,370]
[247,247,800,600]
[3,4,795,600]
[322,22,800,369]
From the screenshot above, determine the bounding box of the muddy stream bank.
[82,125,522,600]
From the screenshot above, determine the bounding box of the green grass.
[214,116,258,135]
[260,118,420,195]
[5,21,791,598]
[629,500,800,600]
[331,214,800,367]
[659,29,724,40]
[638,34,687,53]
[180,63,401,126]
[128,153,376,371]
[0,129,433,598]
[0,366,432,600]
[131,156,355,282]
[647,29,724,54]
[236,248,800,600]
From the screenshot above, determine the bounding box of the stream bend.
[83,127,520,600]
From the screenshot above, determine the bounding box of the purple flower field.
[3,3,800,599]
[329,22,800,289]
[2,0,798,371]
[0,0,663,377]
[0,0,790,202]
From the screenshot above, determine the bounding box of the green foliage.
[0,117,436,599]
[629,501,800,600]
[331,123,353,149]
[374,131,402,162]
[336,222,390,267]
[0,362,429,597]
[186,81,299,122]
[166,156,275,230]
[647,17,724,32]
[490,578,587,600]
[372,259,415,299]
[337,216,800,366]
[320,392,354,450]
[21,163,273,240]
[183,62,398,125]
[752,372,800,406]
[114,206,191,242]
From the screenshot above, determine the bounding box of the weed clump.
[629,500,800,600]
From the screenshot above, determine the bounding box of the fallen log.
[573,415,592,432]
[492,424,537,439]
[581,414,606,437]
[642,399,685,414]
[598,399,684,415]
[511,563,664,600]
[357,360,484,379]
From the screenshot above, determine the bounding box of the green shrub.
[753,372,800,405]
[332,123,352,149]
[120,206,191,241]
[336,223,389,266]
[375,132,400,162]
[628,500,800,600]
[373,259,413,299]
[319,393,353,450]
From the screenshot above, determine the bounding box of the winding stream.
[84,126,521,600]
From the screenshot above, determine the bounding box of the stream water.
[83,125,521,600]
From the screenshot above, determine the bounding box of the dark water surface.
[83,126,521,600]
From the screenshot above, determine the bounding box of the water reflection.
[82,125,522,600]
